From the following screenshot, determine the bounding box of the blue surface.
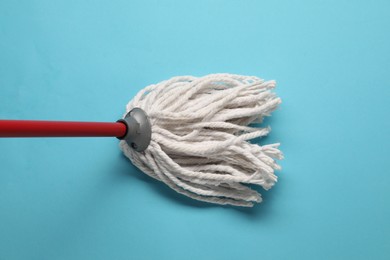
[1,0,389,259]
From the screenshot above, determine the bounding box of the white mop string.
[121,73,283,207]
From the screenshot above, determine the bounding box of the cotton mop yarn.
[120,73,283,207]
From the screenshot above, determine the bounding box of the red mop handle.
[0,119,127,138]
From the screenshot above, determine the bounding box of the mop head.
[120,73,283,207]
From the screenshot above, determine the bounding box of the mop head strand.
[120,73,283,207]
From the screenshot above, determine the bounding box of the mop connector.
[118,108,151,152]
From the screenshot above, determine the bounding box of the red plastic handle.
[0,119,127,138]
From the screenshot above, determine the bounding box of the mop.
[0,74,282,207]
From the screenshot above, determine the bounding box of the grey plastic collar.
[117,108,151,152]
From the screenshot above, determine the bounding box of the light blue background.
[0,0,389,259]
